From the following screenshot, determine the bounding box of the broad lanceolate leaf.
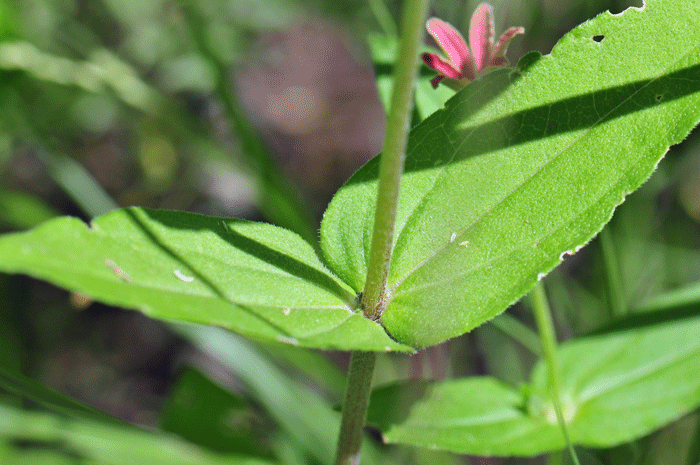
[0,208,411,352]
[367,314,700,456]
[321,0,700,348]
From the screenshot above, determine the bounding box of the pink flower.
[422,3,524,89]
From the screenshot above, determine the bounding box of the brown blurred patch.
[236,18,385,219]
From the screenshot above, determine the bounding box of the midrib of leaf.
[387,36,700,297]
[17,259,305,338]
[409,408,523,428]
[104,233,357,308]
[126,217,358,306]
[389,157,634,300]
[7,214,357,329]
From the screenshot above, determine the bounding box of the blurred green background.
[2,0,700,464]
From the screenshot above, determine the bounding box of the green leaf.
[0,207,411,352]
[367,314,700,456]
[0,403,279,465]
[322,0,700,347]
[160,368,268,455]
[0,190,59,230]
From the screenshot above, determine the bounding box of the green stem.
[529,282,580,465]
[368,0,398,38]
[600,226,625,318]
[335,0,429,463]
[489,313,541,355]
[34,139,119,218]
[362,0,429,320]
[334,352,377,465]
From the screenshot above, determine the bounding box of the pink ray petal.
[489,56,507,67]
[490,26,525,66]
[469,3,495,72]
[422,52,463,80]
[430,75,445,88]
[426,17,471,70]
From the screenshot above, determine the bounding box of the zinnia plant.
[1,1,700,465]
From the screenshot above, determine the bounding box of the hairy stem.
[334,0,429,464]
[362,0,430,320]
[334,352,377,465]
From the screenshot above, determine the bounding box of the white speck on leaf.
[450,232,457,243]
[174,269,194,282]
[459,241,469,247]
[282,307,291,316]
[537,272,546,281]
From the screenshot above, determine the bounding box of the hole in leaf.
[656,95,663,101]
[592,35,605,42]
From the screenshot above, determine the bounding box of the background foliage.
[1,0,700,464]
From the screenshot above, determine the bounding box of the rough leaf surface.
[321,0,700,347]
[0,208,411,352]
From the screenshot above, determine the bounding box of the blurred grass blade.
[0,367,123,426]
[173,325,397,465]
[181,1,317,245]
[174,325,339,465]
[488,313,541,355]
[0,403,279,465]
[0,190,60,230]
[34,146,119,218]
[258,342,347,401]
[635,281,700,312]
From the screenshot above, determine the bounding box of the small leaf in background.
[160,368,270,456]
[0,207,412,352]
[367,314,700,456]
[322,0,700,348]
[0,190,59,230]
